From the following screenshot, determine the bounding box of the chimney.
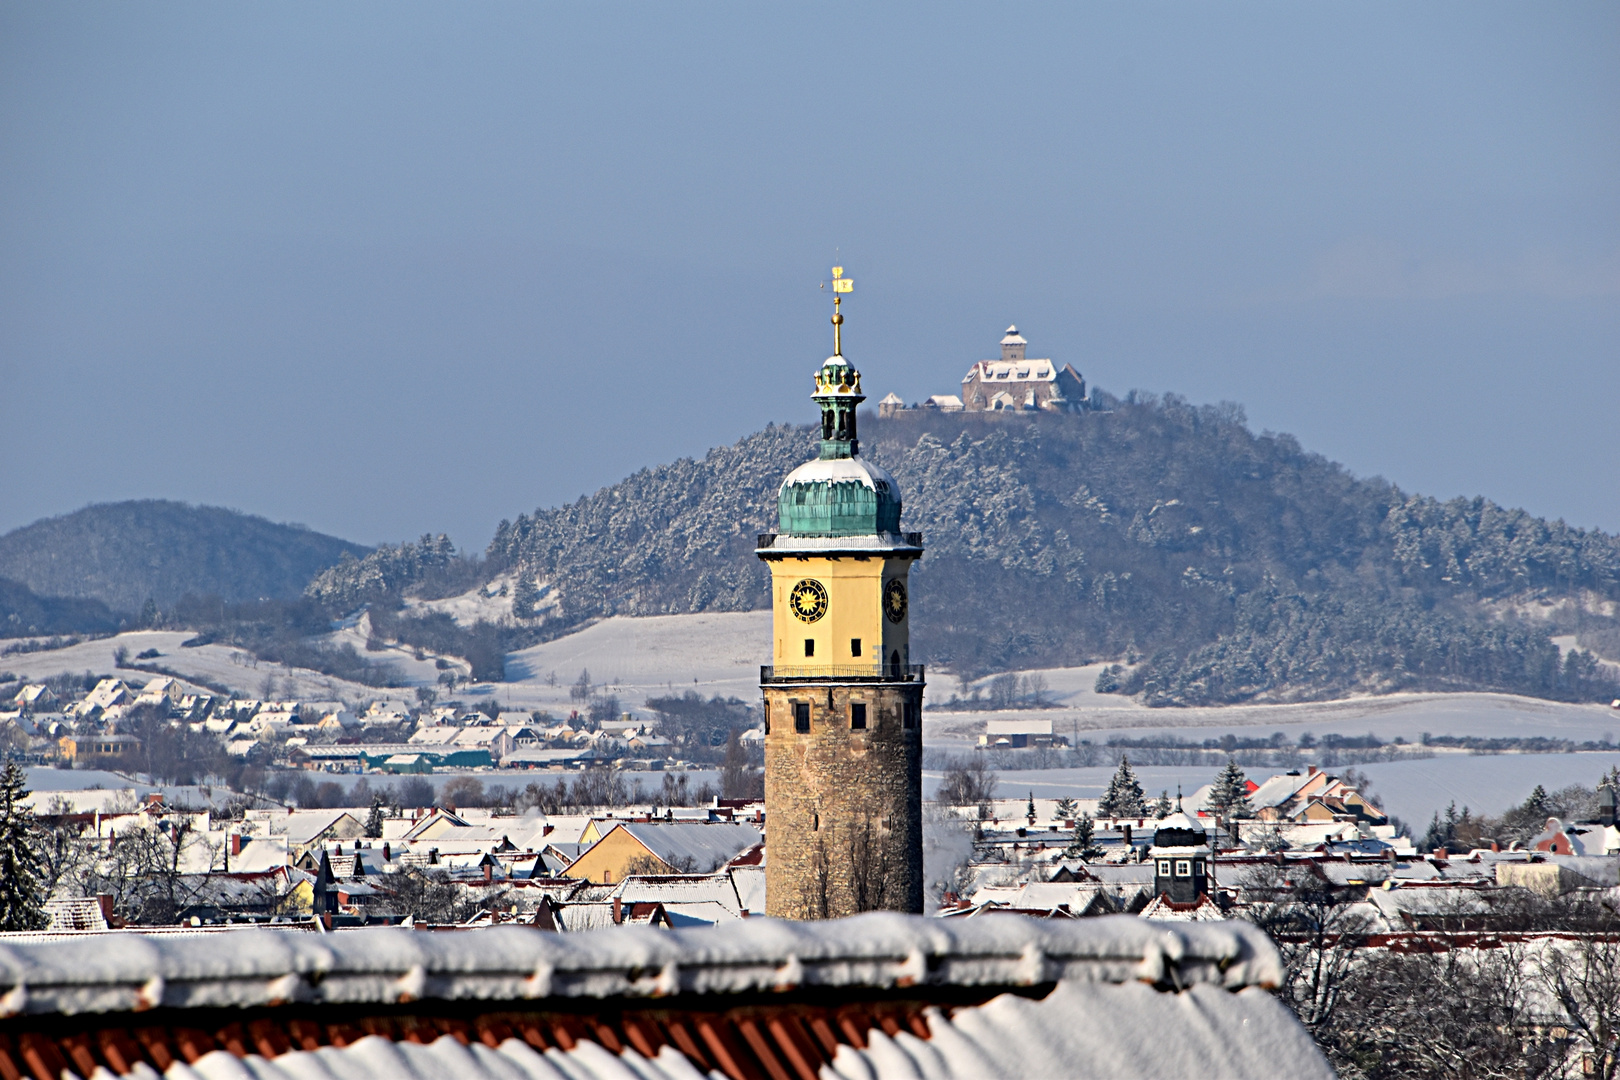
[1433,848,1448,861]
[483,862,493,884]
[1122,824,1132,845]
[97,894,115,926]
[612,897,623,925]
[383,842,391,861]
[1307,765,1319,776]
[229,833,243,857]
[543,824,554,837]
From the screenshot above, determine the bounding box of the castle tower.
[757,268,925,919]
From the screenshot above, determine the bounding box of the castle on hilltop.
[878,325,1089,416]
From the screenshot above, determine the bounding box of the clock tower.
[757,268,925,919]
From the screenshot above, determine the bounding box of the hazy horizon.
[3,4,1616,548]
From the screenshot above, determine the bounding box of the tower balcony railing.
[760,663,925,683]
[756,532,924,548]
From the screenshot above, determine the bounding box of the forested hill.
[479,394,1620,706]
[0,501,370,615]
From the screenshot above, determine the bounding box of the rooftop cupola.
[813,267,864,460]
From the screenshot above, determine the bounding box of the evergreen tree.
[512,573,541,621]
[1098,757,1147,819]
[1063,813,1102,861]
[1054,797,1078,822]
[365,797,386,839]
[1208,758,1253,819]
[1025,792,1036,820]
[1153,790,1173,819]
[1522,784,1549,818]
[0,763,48,931]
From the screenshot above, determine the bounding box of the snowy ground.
[928,752,1620,833]
[0,631,384,703]
[925,690,1620,753]
[9,611,1620,826]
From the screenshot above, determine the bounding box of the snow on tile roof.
[42,898,108,933]
[0,915,1328,1079]
[1248,772,1315,809]
[607,873,743,917]
[0,914,1284,1016]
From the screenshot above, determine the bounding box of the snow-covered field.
[930,752,1620,833]
[0,631,384,703]
[926,690,1620,751]
[9,611,1620,825]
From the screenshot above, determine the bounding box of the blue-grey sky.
[3,4,1616,548]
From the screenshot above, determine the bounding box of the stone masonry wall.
[763,680,923,919]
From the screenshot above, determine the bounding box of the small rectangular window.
[793,702,810,733]
[1175,860,1192,877]
[851,638,862,657]
[763,702,770,735]
[804,639,815,657]
[851,703,867,730]
[903,702,917,730]
[1157,860,1171,875]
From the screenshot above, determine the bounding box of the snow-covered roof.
[607,873,743,917]
[1248,772,1315,809]
[964,358,1057,383]
[0,915,1284,1015]
[758,532,923,556]
[778,455,900,498]
[0,915,1329,1079]
[610,821,762,874]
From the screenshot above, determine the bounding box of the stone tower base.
[762,678,923,919]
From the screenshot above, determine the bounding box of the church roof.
[1001,324,1027,345]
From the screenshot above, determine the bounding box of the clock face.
[883,578,908,624]
[790,578,828,623]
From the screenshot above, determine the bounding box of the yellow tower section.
[767,555,913,677]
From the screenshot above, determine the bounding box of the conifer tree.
[365,797,386,839]
[1153,790,1173,819]
[0,763,48,931]
[1054,797,1078,822]
[1208,758,1252,819]
[1025,792,1036,821]
[1098,757,1147,819]
[1063,813,1102,861]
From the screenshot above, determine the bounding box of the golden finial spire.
[828,266,852,356]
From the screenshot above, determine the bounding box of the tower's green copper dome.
[778,455,903,537]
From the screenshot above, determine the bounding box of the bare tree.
[847,813,892,913]
[1538,936,1620,1080]
[1235,862,1370,1031]
[34,798,93,899]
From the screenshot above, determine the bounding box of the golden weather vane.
[819,266,853,356]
